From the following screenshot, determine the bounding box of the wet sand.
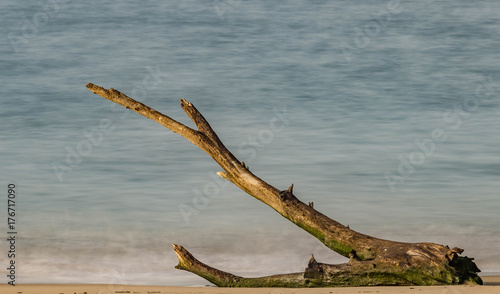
[1,276,499,294]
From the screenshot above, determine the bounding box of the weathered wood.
[87,83,482,287]
[172,244,305,287]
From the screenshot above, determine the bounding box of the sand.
[1,276,499,294]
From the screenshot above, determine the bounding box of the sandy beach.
[1,276,499,294]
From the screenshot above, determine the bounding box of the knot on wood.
[349,249,362,262]
[279,184,295,201]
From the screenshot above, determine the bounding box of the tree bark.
[86,83,482,287]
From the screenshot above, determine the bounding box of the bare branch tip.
[180,98,193,107]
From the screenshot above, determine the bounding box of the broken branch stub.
[87,83,482,287]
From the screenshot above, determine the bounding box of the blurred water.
[1,0,499,286]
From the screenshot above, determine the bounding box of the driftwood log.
[86,83,482,287]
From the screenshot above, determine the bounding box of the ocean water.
[1,0,500,286]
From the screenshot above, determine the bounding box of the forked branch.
[87,83,482,287]
[86,83,379,259]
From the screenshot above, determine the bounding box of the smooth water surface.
[1,0,499,286]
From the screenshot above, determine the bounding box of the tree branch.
[172,244,480,287]
[86,83,377,259]
[87,84,482,287]
[173,244,304,287]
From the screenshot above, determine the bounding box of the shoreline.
[1,276,499,294]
